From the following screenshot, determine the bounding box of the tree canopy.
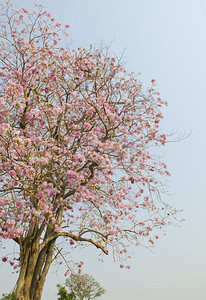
[0,1,177,299]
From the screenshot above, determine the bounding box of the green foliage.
[58,273,105,300]
[0,292,15,300]
[57,284,76,300]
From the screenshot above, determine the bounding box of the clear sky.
[1,0,206,299]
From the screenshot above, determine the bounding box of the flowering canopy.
[0,2,177,298]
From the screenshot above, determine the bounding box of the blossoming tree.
[0,1,177,299]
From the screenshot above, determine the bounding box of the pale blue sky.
[1,0,206,299]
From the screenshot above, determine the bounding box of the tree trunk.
[31,239,56,300]
[15,234,56,300]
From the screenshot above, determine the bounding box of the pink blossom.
[70,239,75,245]
[146,226,153,231]
[22,8,29,14]
[9,170,16,176]
[16,200,24,208]
[2,256,8,262]
[54,225,62,232]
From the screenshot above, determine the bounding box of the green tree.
[57,285,76,300]
[58,274,105,300]
[0,292,15,300]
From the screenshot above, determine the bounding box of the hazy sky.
[1,0,206,299]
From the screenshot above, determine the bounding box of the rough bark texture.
[15,224,57,300]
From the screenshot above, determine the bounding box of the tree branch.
[57,232,108,255]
